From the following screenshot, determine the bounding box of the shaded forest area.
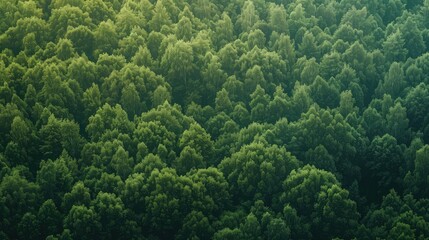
[1,0,429,239]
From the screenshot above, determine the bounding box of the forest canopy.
[1,0,429,239]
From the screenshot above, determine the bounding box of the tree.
[64,205,101,240]
[289,83,313,121]
[134,153,166,175]
[361,107,384,139]
[3,0,429,239]
[174,146,205,175]
[377,62,406,98]
[405,145,429,197]
[343,41,375,94]
[218,44,238,75]
[160,40,195,102]
[177,211,214,240]
[219,142,300,206]
[299,31,319,59]
[237,1,260,32]
[148,1,172,32]
[309,76,340,108]
[116,28,146,60]
[176,16,193,41]
[334,64,359,92]
[230,103,250,127]
[215,88,233,114]
[146,31,165,59]
[383,29,408,63]
[201,55,228,104]
[404,83,429,133]
[2,16,49,54]
[247,29,266,49]
[179,123,214,163]
[65,26,94,56]
[152,85,172,108]
[37,154,75,205]
[93,20,119,57]
[92,172,125,196]
[114,6,145,38]
[18,212,40,240]
[268,85,291,122]
[338,90,358,117]
[320,51,343,80]
[288,3,309,38]
[364,190,429,239]
[83,0,114,24]
[67,56,97,89]
[38,199,62,238]
[240,213,262,240]
[272,34,295,74]
[0,170,41,238]
[188,167,230,215]
[49,5,91,39]
[238,48,287,90]
[82,83,101,119]
[61,181,91,212]
[86,104,134,141]
[312,184,360,239]
[39,115,83,159]
[244,65,266,95]
[213,13,234,48]
[386,102,410,143]
[55,38,76,60]
[299,58,319,85]
[304,145,337,173]
[265,216,291,240]
[280,165,339,216]
[132,46,154,68]
[110,146,133,180]
[213,228,242,240]
[401,18,426,58]
[133,120,176,155]
[249,85,270,122]
[120,83,143,118]
[140,168,194,237]
[268,4,288,34]
[288,106,363,182]
[388,222,415,240]
[366,134,404,197]
[92,192,130,239]
[139,101,193,136]
[0,0,18,33]
[6,116,34,167]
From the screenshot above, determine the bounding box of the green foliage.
[36,153,75,205]
[2,0,429,239]
[38,199,62,238]
[366,134,404,196]
[220,142,299,205]
[312,184,360,239]
[405,145,429,197]
[281,165,339,216]
[64,205,101,240]
[0,170,41,238]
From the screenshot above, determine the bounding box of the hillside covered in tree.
[1,0,429,239]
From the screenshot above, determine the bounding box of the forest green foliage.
[1,0,429,239]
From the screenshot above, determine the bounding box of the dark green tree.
[38,199,62,238]
[0,170,41,239]
[220,142,300,206]
[37,154,75,205]
[366,134,404,197]
[64,205,101,240]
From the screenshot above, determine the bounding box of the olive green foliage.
[1,0,429,239]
